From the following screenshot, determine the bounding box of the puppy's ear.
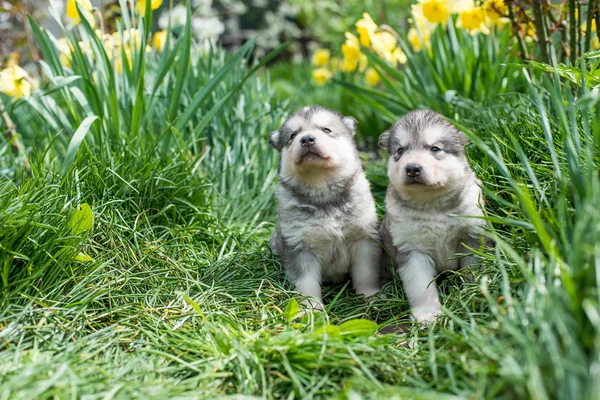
[378,130,390,148]
[342,116,358,136]
[457,129,470,146]
[268,130,282,151]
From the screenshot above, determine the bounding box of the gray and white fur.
[379,109,485,323]
[269,105,381,309]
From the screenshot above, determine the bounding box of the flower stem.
[532,0,549,64]
[585,0,597,53]
[569,0,577,64]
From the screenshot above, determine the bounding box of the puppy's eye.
[397,147,404,155]
[290,133,297,140]
[431,146,441,153]
[322,128,332,133]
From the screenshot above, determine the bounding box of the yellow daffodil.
[135,0,163,15]
[115,47,133,74]
[483,0,508,20]
[312,67,333,86]
[447,0,475,13]
[391,47,408,66]
[66,0,95,27]
[0,65,35,99]
[364,68,380,86]
[420,0,449,24]
[408,27,431,52]
[355,13,378,47]
[342,32,361,72]
[55,38,73,67]
[153,30,168,52]
[457,8,490,35]
[311,49,330,67]
[373,31,397,53]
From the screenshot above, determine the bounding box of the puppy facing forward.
[268,105,381,309]
[379,109,485,323]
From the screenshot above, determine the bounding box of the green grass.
[0,4,599,399]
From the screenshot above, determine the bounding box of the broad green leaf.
[69,203,94,235]
[284,298,299,322]
[338,319,378,338]
[62,116,98,174]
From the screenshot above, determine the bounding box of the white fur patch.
[311,110,334,127]
[421,125,447,145]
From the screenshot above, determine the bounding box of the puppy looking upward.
[269,106,381,309]
[379,110,485,323]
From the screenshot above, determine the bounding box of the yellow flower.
[355,13,378,48]
[115,47,133,74]
[342,32,361,72]
[457,8,490,35]
[391,47,408,66]
[372,31,397,55]
[55,38,73,67]
[0,65,35,99]
[447,0,475,13]
[135,0,163,15]
[312,68,333,86]
[365,68,380,86]
[483,0,508,20]
[311,49,330,67]
[153,30,168,52]
[66,0,95,27]
[420,0,449,24]
[408,27,431,52]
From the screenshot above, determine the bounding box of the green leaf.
[62,116,98,174]
[75,252,95,263]
[337,319,378,338]
[284,298,299,322]
[315,324,341,337]
[69,203,94,235]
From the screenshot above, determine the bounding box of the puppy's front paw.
[412,307,442,325]
[355,286,381,298]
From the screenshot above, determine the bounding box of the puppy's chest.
[391,212,474,257]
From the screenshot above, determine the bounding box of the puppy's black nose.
[406,164,421,177]
[300,135,316,147]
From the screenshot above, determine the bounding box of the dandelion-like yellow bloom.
[66,0,95,26]
[364,68,380,86]
[457,8,490,35]
[312,68,333,86]
[420,0,449,24]
[0,65,35,99]
[483,0,508,20]
[153,30,168,52]
[135,0,163,15]
[311,49,331,67]
[373,31,397,54]
[355,13,378,47]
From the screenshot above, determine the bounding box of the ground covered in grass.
[1,6,599,399]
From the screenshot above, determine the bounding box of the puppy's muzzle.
[300,135,316,147]
[406,164,422,177]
